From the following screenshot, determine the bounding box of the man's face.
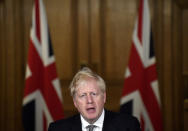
[73,78,106,124]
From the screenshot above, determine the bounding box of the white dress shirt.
[80,109,105,131]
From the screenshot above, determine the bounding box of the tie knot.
[86,125,96,131]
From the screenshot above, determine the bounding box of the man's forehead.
[76,82,100,91]
[77,78,97,87]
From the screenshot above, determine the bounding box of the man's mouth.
[86,107,96,113]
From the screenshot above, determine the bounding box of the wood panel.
[0,0,25,130]
[14,0,25,130]
[184,99,188,131]
[0,2,6,131]
[4,0,17,130]
[175,0,188,8]
[90,0,101,73]
[183,10,188,75]
[182,11,188,129]
[44,0,76,79]
[77,0,90,67]
[162,0,174,130]
[103,0,137,79]
[172,3,184,130]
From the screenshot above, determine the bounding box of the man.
[48,67,140,131]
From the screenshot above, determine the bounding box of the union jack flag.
[22,0,64,130]
[120,0,163,130]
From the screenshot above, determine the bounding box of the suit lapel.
[102,110,117,131]
[71,115,82,131]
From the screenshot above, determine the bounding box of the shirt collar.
[81,109,105,129]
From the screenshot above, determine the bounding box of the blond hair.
[69,67,106,97]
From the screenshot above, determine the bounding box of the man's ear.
[73,97,77,108]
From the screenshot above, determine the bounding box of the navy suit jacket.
[48,110,141,131]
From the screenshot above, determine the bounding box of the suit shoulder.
[116,113,141,130]
[105,110,136,120]
[48,114,80,131]
[52,114,79,125]
[105,110,141,130]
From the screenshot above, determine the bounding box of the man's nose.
[86,94,93,103]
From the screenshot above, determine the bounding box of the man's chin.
[87,118,97,124]
[84,115,98,123]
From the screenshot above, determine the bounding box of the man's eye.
[91,92,97,96]
[79,94,86,98]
